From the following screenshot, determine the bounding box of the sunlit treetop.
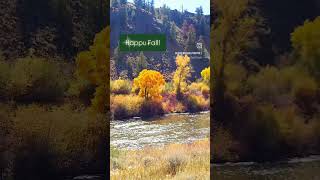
[176,54,191,68]
[201,67,210,85]
[173,55,191,96]
[133,69,165,100]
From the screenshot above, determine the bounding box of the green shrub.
[163,82,174,94]
[8,57,68,102]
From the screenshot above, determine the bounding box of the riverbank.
[111,112,209,149]
[112,110,210,121]
[212,123,320,164]
[111,93,210,120]
[110,139,210,180]
[211,155,320,180]
[0,103,107,179]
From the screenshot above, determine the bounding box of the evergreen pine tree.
[111,0,119,7]
[134,0,143,8]
[120,0,127,5]
[137,52,147,73]
[150,0,155,14]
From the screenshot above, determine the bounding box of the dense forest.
[212,0,320,163]
[0,0,109,60]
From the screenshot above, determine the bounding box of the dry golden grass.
[111,94,144,119]
[111,139,210,180]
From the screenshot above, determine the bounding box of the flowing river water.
[110,112,210,149]
[111,112,320,179]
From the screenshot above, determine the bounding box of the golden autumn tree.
[173,55,191,99]
[291,17,320,77]
[201,67,210,85]
[75,27,110,113]
[133,69,165,100]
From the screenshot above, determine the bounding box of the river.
[110,112,210,149]
[111,112,320,179]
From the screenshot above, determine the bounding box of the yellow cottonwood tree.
[75,26,110,113]
[133,69,165,100]
[173,55,191,98]
[201,67,210,85]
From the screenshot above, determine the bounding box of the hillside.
[110,2,210,80]
[0,0,108,60]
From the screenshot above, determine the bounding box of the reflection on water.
[110,112,209,149]
[212,156,320,180]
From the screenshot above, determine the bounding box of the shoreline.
[112,110,210,121]
[212,154,320,166]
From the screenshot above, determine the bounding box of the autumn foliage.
[201,67,210,85]
[291,17,320,77]
[110,55,210,119]
[75,27,110,113]
[133,69,165,100]
[173,55,191,98]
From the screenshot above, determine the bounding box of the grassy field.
[110,139,210,180]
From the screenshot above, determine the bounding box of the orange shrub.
[110,79,132,94]
[184,94,209,112]
[111,95,144,119]
[188,82,210,99]
[162,93,186,113]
